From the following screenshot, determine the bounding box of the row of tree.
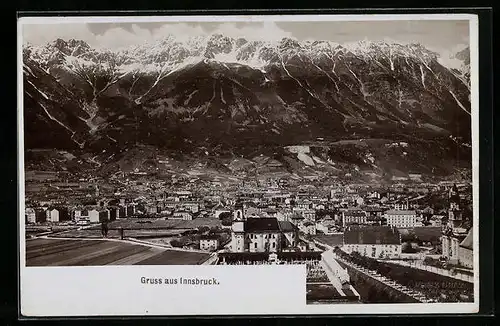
[335,248,473,302]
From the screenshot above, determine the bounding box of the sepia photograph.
[19,14,478,314]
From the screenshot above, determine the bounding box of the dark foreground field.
[25,238,210,266]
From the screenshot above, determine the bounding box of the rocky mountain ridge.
[22,35,472,179]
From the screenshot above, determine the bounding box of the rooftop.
[343,211,366,217]
[362,206,385,212]
[277,251,322,260]
[385,210,417,215]
[200,235,219,241]
[278,221,298,232]
[366,215,385,221]
[174,210,192,214]
[245,218,281,232]
[459,228,473,250]
[313,233,344,247]
[218,252,269,262]
[344,226,401,245]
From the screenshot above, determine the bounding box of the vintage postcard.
[18,13,479,316]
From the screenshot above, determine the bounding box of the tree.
[351,251,362,259]
[221,219,232,227]
[402,242,418,253]
[198,226,210,234]
[171,237,189,248]
[219,212,232,220]
[209,226,222,234]
[170,239,183,248]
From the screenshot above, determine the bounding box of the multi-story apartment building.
[342,208,367,226]
[385,210,418,228]
[342,225,402,259]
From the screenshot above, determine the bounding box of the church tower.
[448,184,462,227]
[231,202,246,252]
[233,203,245,222]
[442,184,467,262]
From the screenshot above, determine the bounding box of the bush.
[402,242,418,253]
[218,233,230,244]
[219,212,232,220]
[221,218,232,226]
[198,226,210,234]
[209,226,222,234]
[170,239,183,247]
[335,247,473,302]
[170,236,189,248]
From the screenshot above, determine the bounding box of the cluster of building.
[25,175,474,270]
[227,201,403,259]
[25,200,133,224]
[24,191,217,225]
[441,185,473,268]
[219,183,473,271]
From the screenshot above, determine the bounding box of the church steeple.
[448,184,460,210]
[448,184,462,224]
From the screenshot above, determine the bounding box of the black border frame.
[9,7,494,322]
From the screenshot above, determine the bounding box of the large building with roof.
[385,209,418,228]
[230,205,300,253]
[342,208,367,226]
[363,206,387,225]
[342,225,402,259]
[246,218,282,252]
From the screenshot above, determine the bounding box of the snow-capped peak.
[23,35,458,79]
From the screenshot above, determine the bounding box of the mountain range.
[22,35,472,181]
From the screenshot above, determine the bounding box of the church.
[441,184,472,267]
[230,203,299,253]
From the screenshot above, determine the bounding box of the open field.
[25,238,210,266]
[312,234,344,248]
[36,218,225,239]
[91,218,223,230]
[50,228,191,239]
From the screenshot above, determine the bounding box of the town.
[24,169,474,304]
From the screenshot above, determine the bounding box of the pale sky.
[22,20,470,59]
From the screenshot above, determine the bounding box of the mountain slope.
[23,53,90,149]
[22,36,472,179]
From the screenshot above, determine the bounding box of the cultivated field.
[93,218,223,230]
[25,238,210,266]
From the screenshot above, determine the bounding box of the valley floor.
[25,238,211,266]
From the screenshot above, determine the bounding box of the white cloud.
[23,21,294,50]
[22,21,467,70]
[212,21,293,41]
[22,23,95,47]
[436,43,469,70]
